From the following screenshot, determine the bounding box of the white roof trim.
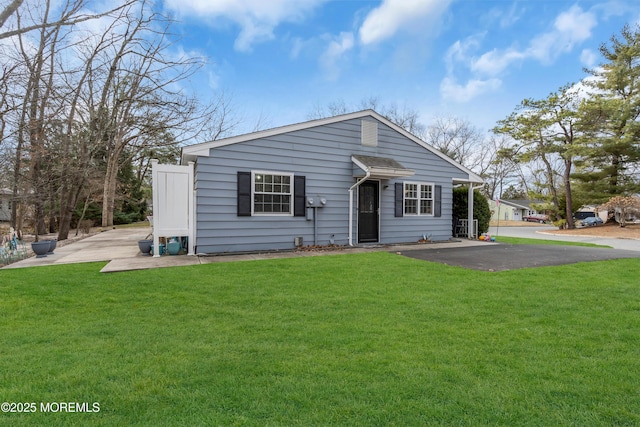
[182,109,483,184]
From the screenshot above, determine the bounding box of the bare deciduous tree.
[425,115,484,169]
[479,134,520,200]
[1,0,239,238]
[307,97,426,138]
[0,0,136,41]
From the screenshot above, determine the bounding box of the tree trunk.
[11,129,24,230]
[57,179,84,240]
[564,159,575,229]
[75,191,92,236]
[540,152,560,217]
[48,186,56,233]
[101,156,119,227]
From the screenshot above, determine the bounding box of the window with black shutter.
[237,171,251,216]
[238,171,305,216]
[396,182,442,217]
[294,175,305,217]
[395,182,403,217]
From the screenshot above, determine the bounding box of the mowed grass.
[1,253,639,426]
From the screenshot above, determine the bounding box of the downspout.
[313,205,318,246]
[348,171,370,246]
[188,161,195,255]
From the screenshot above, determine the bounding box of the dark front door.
[358,181,379,243]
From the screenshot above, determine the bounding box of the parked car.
[574,211,596,221]
[581,216,603,227]
[523,214,548,223]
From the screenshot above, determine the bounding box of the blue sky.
[160,0,639,135]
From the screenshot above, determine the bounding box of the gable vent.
[361,120,378,147]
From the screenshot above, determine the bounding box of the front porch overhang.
[352,155,415,179]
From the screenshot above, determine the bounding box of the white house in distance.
[489,199,544,222]
[152,110,483,255]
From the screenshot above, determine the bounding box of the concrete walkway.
[1,227,168,271]
[1,227,487,273]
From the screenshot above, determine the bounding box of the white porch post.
[467,184,475,239]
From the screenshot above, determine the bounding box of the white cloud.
[359,0,452,45]
[469,5,597,75]
[580,49,598,68]
[163,0,326,52]
[471,48,525,76]
[444,33,484,73]
[526,5,597,63]
[319,32,354,80]
[498,2,524,29]
[440,76,501,103]
[290,38,305,59]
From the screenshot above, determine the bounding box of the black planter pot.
[138,239,153,255]
[47,239,57,254]
[31,241,50,258]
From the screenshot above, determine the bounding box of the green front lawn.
[1,253,639,426]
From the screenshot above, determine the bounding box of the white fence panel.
[151,160,195,256]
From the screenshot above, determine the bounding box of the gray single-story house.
[154,110,483,255]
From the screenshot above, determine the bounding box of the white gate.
[151,160,195,257]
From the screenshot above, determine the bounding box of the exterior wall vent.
[361,120,378,147]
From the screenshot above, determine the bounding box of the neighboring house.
[0,189,12,222]
[575,205,608,222]
[157,110,483,254]
[489,199,544,222]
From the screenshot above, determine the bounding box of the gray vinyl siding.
[193,117,469,254]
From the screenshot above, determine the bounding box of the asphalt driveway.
[399,243,640,271]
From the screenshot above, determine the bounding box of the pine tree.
[574,24,640,200]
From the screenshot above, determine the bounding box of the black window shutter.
[294,175,306,216]
[434,185,442,217]
[237,171,251,216]
[395,182,404,217]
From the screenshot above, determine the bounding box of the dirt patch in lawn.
[491,220,640,239]
[553,222,640,239]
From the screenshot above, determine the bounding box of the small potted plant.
[138,239,153,255]
[47,239,57,254]
[31,240,50,258]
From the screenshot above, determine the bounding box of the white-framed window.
[404,182,434,215]
[252,171,293,215]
